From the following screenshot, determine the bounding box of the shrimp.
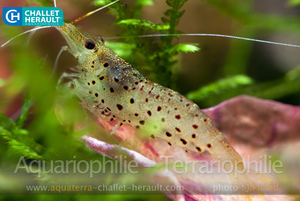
[55,22,253,193]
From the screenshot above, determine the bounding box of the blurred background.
[1,0,300,200]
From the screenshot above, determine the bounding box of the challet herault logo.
[3,7,64,26]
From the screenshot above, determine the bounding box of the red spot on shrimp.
[175,127,181,132]
[166,132,172,137]
[180,138,187,145]
[116,104,123,110]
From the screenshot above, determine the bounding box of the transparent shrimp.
[55,23,258,197]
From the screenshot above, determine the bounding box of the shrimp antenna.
[72,0,119,24]
[1,26,51,48]
[105,33,300,48]
[1,0,58,48]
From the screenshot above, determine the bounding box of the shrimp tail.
[208,133,263,199]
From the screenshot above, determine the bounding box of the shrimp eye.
[96,35,105,43]
[84,39,95,49]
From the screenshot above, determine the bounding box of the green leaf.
[0,114,42,160]
[187,75,254,101]
[288,0,300,6]
[166,0,187,8]
[0,113,15,131]
[164,9,174,18]
[105,42,135,59]
[164,9,185,20]
[93,0,111,6]
[0,79,4,87]
[285,65,300,81]
[105,41,135,50]
[136,0,154,7]
[0,128,42,160]
[117,19,170,31]
[161,17,170,24]
[27,0,53,7]
[176,10,185,19]
[16,99,34,128]
[168,43,200,53]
